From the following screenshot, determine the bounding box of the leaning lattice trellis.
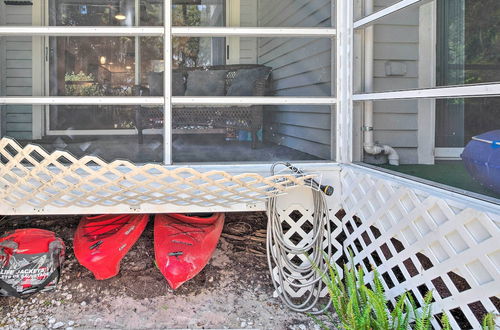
[0,138,316,211]
[340,167,500,329]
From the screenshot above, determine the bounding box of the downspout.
[363,0,400,165]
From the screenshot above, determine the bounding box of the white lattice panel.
[0,138,319,214]
[340,166,500,329]
[269,185,344,299]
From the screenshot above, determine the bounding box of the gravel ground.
[0,213,330,330]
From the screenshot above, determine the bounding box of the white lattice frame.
[341,165,500,329]
[0,138,341,215]
[269,184,344,299]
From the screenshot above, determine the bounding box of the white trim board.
[172,27,336,37]
[0,26,164,36]
[434,147,463,160]
[0,96,337,106]
[353,83,500,101]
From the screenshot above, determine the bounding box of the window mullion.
[0,26,164,36]
[164,0,172,165]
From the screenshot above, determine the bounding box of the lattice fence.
[268,186,345,299]
[340,167,500,329]
[0,138,316,213]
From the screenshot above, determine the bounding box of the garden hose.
[267,162,333,313]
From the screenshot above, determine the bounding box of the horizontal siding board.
[260,0,330,28]
[5,131,32,140]
[373,130,418,148]
[374,43,419,60]
[373,100,418,114]
[6,68,32,78]
[265,129,330,159]
[273,69,331,90]
[6,87,32,95]
[6,59,32,69]
[2,6,32,16]
[373,77,418,91]
[6,105,32,113]
[6,122,32,131]
[264,105,331,114]
[374,113,417,130]
[6,113,32,123]
[6,50,31,60]
[260,38,329,62]
[271,83,331,96]
[268,111,331,130]
[271,123,331,145]
[6,77,32,87]
[5,41,32,51]
[374,25,418,43]
[271,51,331,78]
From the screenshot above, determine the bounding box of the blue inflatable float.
[461,130,500,195]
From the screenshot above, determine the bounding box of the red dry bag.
[0,229,65,297]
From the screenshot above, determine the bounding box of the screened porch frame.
[0,0,499,206]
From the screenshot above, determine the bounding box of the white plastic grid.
[340,167,500,329]
[0,138,317,212]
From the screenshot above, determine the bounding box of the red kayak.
[73,214,148,280]
[154,213,225,289]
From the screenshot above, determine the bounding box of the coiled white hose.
[267,162,333,313]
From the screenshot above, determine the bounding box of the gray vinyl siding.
[0,2,33,140]
[257,0,332,160]
[372,0,420,164]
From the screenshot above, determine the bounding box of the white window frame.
[0,2,337,166]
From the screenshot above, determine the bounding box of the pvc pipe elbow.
[383,145,400,166]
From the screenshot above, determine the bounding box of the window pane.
[49,0,163,26]
[355,0,500,93]
[173,0,333,28]
[356,98,500,201]
[169,37,332,97]
[48,36,164,99]
[0,105,164,163]
[171,105,333,163]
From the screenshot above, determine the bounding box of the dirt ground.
[0,213,329,330]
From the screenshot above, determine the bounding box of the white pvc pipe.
[363,0,400,165]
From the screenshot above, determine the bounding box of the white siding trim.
[225,0,240,65]
[31,0,44,140]
[0,96,337,106]
[434,147,463,160]
[336,0,354,163]
[172,27,336,37]
[0,26,164,36]
[353,84,500,101]
[0,1,5,137]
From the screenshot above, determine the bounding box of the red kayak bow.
[154,213,224,289]
[73,214,148,280]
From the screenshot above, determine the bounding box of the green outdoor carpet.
[379,161,500,200]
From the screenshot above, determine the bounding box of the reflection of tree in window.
[172,1,225,68]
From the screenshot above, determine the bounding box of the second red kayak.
[74,214,148,280]
[154,213,225,289]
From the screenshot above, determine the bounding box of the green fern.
[481,312,496,330]
[313,249,443,330]
[440,312,452,330]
